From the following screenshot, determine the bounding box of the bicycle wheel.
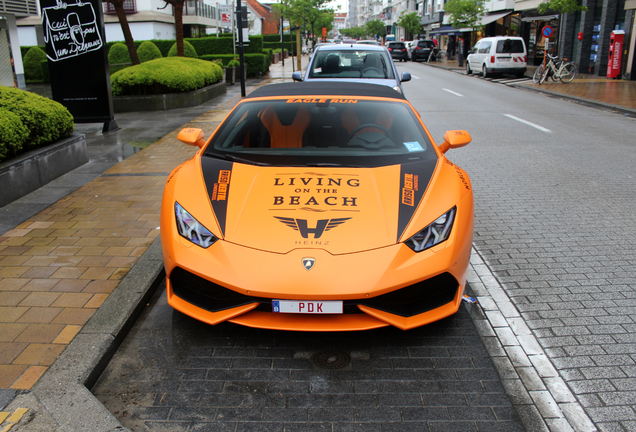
[532,64,545,84]
[559,62,576,83]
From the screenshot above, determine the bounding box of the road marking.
[504,114,551,133]
[442,88,464,97]
[411,74,420,79]
[0,408,29,432]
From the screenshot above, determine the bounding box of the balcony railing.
[104,0,137,15]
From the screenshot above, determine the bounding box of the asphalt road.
[400,62,636,432]
[92,64,636,432]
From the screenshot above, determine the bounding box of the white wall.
[17,25,38,46]
[104,21,175,42]
[136,0,174,15]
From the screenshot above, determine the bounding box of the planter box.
[225,67,236,85]
[0,134,87,207]
[113,81,226,113]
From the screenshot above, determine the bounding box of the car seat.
[259,104,310,148]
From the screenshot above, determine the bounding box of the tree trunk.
[110,0,139,64]
[174,2,185,56]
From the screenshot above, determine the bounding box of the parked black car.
[386,41,409,61]
[411,40,437,62]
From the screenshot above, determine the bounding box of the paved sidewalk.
[426,58,636,113]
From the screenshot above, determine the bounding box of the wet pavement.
[93,285,524,432]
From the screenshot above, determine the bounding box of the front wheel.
[482,64,489,78]
[532,64,545,84]
[466,62,472,75]
[559,63,576,83]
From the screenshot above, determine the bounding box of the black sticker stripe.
[201,157,234,235]
[397,159,438,241]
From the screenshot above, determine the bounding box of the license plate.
[272,300,343,314]
[498,57,511,62]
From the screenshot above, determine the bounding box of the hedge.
[200,53,269,77]
[0,87,74,160]
[168,40,198,57]
[110,57,223,96]
[23,46,48,83]
[108,42,131,65]
[0,108,29,161]
[264,41,296,54]
[137,41,163,62]
[263,34,295,43]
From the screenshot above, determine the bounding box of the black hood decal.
[397,159,438,241]
[201,157,234,235]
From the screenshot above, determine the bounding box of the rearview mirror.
[438,130,471,153]
[401,72,411,82]
[177,128,206,148]
[292,71,303,82]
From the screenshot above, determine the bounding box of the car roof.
[246,82,406,100]
[315,44,387,52]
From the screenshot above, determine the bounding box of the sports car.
[160,82,473,331]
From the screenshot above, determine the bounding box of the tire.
[532,64,545,84]
[482,64,489,78]
[466,62,472,75]
[559,63,576,83]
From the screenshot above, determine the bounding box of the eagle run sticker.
[211,169,231,201]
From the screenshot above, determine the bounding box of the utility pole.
[280,15,284,67]
[235,0,247,97]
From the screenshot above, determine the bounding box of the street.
[91,63,636,432]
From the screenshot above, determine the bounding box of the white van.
[466,36,527,78]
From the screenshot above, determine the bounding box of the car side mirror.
[401,72,411,82]
[177,128,206,148]
[292,71,303,82]
[469,49,476,54]
[438,130,471,153]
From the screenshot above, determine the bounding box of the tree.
[102,0,139,64]
[397,12,421,39]
[444,0,485,30]
[160,0,186,57]
[340,27,367,39]
[311,9,334,43]
[365,19,386,39]
[537,0,586,14]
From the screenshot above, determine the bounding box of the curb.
[422,62,636,117]
[5,238,165,431]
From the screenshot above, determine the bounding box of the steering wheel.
[361,67,383,78]
[347,123,393,149]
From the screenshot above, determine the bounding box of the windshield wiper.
[204,152,269,166]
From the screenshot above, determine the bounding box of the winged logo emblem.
[274,217,351,239]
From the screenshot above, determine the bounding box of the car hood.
[201,157,438,254]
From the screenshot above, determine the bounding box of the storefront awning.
[521,14,559,22]
[480,11,512,26]
[429,25,471,35]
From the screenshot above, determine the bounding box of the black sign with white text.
[41,0,115,124]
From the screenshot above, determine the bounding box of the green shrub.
[108,42,131,65]
[200,53,269,77]
[263,34,295,43]
[0,87,74,154]
[137,41,163,62]
[187,36,233,56]
[0,108,29,161]
[167,40,198,58]
[23,47,48,83]
[264,41,296,54]
[110,57,223,96]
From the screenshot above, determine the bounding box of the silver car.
[292,44,411,93]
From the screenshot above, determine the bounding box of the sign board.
[221,13,230,23]
[541,25,554,38]
[41,0,115,128]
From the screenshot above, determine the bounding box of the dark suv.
[387,41,409,61]
[411,40,437,62]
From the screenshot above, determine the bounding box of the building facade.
[0,0,38,87]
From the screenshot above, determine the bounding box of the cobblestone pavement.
[93,285,524,432]
[449,96,636,431]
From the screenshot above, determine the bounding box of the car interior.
[308,50,394,79]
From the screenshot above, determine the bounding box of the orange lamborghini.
[160,82,473,331]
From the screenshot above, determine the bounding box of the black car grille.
[170,268,457,317]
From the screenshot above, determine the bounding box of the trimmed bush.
[110,57,223,96]
[200,53,269,77]
[187,36,233,56]
[264,41,296,55]
[167,40,198,58]
[137,41,163,62]
[108,42,131,65]
[23,47,48,83]
[0,108,29,161]
[0,87,74,157]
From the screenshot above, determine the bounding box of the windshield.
[496,39,524,53]
[205,98,436,167]
[388,43,405,49]
[308,50,395,79]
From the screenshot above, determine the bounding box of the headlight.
[174,202,218,248]
[405,207,456,252]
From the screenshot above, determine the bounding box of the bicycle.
[532,54,576,84]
